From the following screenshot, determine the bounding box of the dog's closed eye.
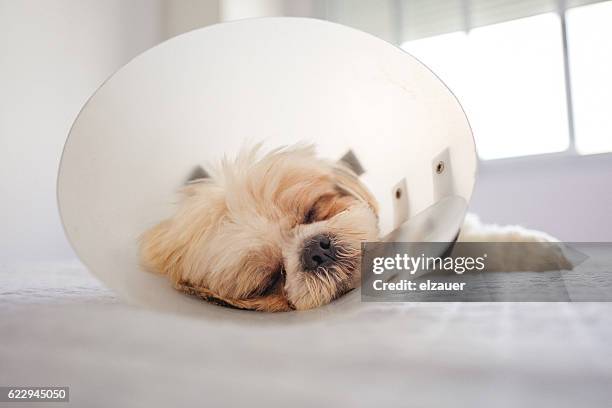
[302,195,337,224]
[303,207,317,224]
[302,195,327,224]
[302,193,353,225]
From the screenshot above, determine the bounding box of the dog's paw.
[513,238,573,272]
[460,215,573,272]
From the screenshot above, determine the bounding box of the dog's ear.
[175,280,293,312]
[182,165,212,197]
[333,160,378,215]
[338,150,365,176]
[186,165,210,183]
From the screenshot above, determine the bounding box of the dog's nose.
[301,234,336,271]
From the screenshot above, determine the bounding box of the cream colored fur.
[140,145,379,311]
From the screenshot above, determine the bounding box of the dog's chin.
[285,255,361,311]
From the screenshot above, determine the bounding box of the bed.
[1,258,611,407]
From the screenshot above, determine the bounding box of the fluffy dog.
[140,145,379,311]
[140,145,569,312]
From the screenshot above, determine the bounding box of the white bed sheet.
[1,260,611,407]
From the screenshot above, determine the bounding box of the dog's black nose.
[301,234,336,272]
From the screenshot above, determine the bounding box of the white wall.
[163,0,219,39]
[0,0,165,262]
[470,153,612,241]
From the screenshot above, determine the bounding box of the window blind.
[326,0,608,43]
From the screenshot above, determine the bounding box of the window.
[402,13,569,160]
[566,0,612,155]
[329,0,612,160]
